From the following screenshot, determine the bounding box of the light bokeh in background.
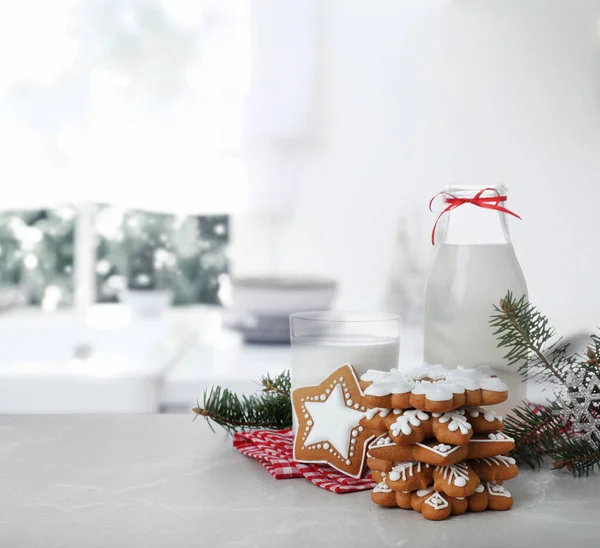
[0,0,249,212]
[0,0,599,413]
[1,0,599,328]
[260,0,600,336]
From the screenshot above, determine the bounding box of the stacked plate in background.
[223,276,337,344]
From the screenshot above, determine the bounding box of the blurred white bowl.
[121,289,172,317]
[230,276,337,315]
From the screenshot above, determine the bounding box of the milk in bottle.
[424,186,527,415]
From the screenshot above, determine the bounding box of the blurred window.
[95,207,228,306]
[0,207,75,309]
[0,207,228,308]
[0,0,247,308]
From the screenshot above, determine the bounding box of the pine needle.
[491,291,600,477]
[193,370,292,434]
[490,292,573,383]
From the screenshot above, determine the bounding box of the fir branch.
[586,333,600,368]
[259,371,291,398]
[490,292,571,383]
[552,436,600,477]
[193,370,292,434]
[492,291,600,477]
[503,402,568,469]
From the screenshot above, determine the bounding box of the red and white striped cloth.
[233,429,375,494]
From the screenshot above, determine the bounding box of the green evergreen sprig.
[193,370,292,434]
[502,401,568,469]
[491,292,600,477]
[490,292,574,383]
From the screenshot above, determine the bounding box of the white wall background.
[262,0,600,335]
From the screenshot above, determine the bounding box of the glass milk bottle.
[424,186,527,414]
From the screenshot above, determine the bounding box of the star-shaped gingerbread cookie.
[292,364,375,478]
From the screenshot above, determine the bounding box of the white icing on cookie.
[486,482,512,498]
[437,462,470,487]
[412,380,464,401]
[364,379,415,397]
[410,381,432,395]
[416,486,435,497]
[388,461,430,481]
[479,377,509,392]
[363,407,391,421]
[475,484,485,493]
[476,455,516,467]
[303,382,363,459]
[373,482,393,493]
[487,432,513,441]
[417,443,462,457]
[465,407,503,423]
[424,492,449,510]
[434,409,472,434]
[361,363,506,401]
[372,434,395,447]
[390,410,430,437]
[424,364,449,380]
[471,432,514,443]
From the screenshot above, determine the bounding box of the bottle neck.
[438,187,512,246]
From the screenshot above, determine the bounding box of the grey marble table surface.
[0,415,598,548]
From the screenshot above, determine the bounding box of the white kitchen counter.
[0,306,200,413]
[161,331,290,411]
[1,415,597,548]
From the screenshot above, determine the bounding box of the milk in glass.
[424,186,527,415]
[291,335,400,389]
[290,312,401,432]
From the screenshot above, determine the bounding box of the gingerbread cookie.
[372,483,515,519]
[368,435,468,466]
[412,485,513,520]
[468,482,514,511]
[466,483,489,512]
[409,381,466,413]
[367,453,395,473]
[383,408,503,447]
[292,364,374,478]
[360,408,399,433]
[371,470,386,483]
[431,409,473,445]
[391,486,514,520]
[371,482,397,507]
[466,432,515,459]
[468,455,519,483]
[386,409,432,445]
[410,488,464,521]
[394,490,413,509]
[465,407,504,433]
[385,461,432,492]
[432,462,481,498]
[484,481,514,511]
[361,364,508,412]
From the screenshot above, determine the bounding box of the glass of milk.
[290,311,401,430]
[424,185,528,415]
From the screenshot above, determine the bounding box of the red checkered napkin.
[233,429,376,494]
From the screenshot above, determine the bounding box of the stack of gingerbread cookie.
[360,364,518,521]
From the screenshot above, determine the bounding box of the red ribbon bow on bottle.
[429,187,522,245]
